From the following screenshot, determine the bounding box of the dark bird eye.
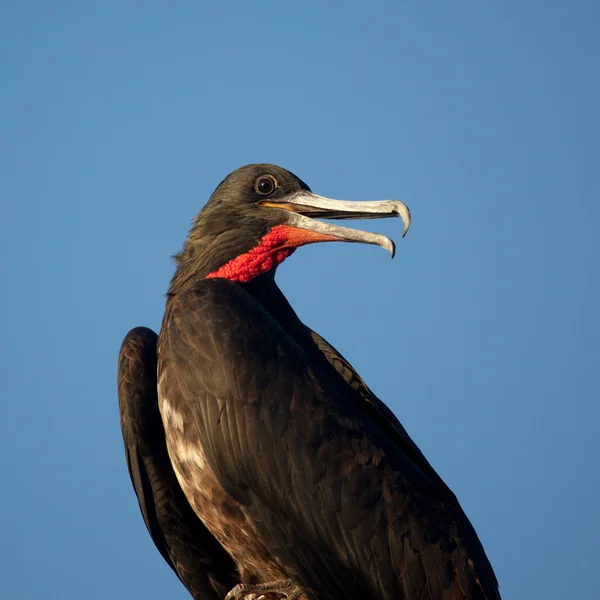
[254,175,277,196]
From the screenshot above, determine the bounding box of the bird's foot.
[225,578,303,600]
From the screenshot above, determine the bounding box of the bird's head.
[169,164,410,295]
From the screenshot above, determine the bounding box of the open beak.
[259,190,411,258]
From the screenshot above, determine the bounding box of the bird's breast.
[157,373,287,586]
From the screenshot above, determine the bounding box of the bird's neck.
[167,227,298,297]
[204,226,298,284]
[168,226,341,297]
[240,274,305,333]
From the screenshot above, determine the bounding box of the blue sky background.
[2,2,598,599]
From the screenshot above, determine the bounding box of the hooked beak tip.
[394,203,411,238]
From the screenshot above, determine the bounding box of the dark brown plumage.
[118,164,501,600]
[118,327,237,598]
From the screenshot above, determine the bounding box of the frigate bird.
[118,164,500,600]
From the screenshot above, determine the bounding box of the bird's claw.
[225,578,303,600]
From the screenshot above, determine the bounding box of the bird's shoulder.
[308,328,453,488]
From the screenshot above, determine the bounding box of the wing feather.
[118,326,237,599]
